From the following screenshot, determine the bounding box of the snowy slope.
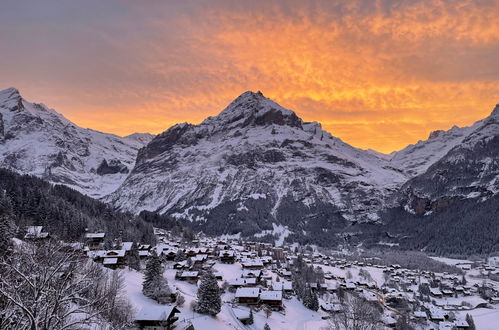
[396,104,499,214]
[107,91,408,236]
[389,124,480,177]
[0,87,153,198]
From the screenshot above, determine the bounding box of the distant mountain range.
[1,87,498,251]
[0,87,153,198]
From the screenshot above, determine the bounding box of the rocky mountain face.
[0,87,153,198]
[2,86,498,250]
[107,91,408,239]
[395,104,499,215]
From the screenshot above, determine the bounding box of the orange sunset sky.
[1,0,499,153]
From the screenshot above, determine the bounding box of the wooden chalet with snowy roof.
[84,232,105,250]
[24,226,50,240]
[235,287,260,305]
[219,250,236,263]
[134,305,180,330]
[259,290,283,309]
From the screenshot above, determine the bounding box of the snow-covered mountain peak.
[203,90,302,130]
[490,103,499,117]
[0,87,152,198]
[0,87,24,111]
[109,91,409,234]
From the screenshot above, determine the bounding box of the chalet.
[430,288,443,297]
[442,289,454,297]
[103,257,119,269]
[85,233,105,250]
[232,308,252,325]
[259,290,283,310]
[173,261,187,269]
[242,269,262,279]
[138,250,150,259]
[135,305,180,330]
[101,250,127,267]
[179,271,199,282]
[121,242,133,252]
[219,250,236,264]
[320,302,343,313]
[192,254,208,264]
[413,311,427,320]
[278,269,292,278]
[382,316,397,328]
[138,244,152,251]
[24,226,49,240]
[163,250,177,261]
[186,249,198,257]
[235,287,260,305]
[429,309,446,322]
[453,319,470,329]
[241,259,264,270]
[229,278,257,289]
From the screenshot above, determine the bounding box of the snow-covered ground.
[122,261,330,330]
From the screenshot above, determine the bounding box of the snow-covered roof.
[180,271,199,277]
[235,287,260,298]
[260,290,282,301]
[229,278,256,286]
[121,242,133,251]
[103,258,118,265]
[85,233,105,239]
[242,269,261,277]
[135,306,178,321]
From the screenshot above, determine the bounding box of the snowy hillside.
[389,124,480,177]
[395,104,499,214]
[107,91,408,238]
[0,87,153,198]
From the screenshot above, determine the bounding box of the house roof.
[85,233,105,239]
[229,278,256,286]
[260,290,282,301]
[235,287,260,298]
[135,306,179,321]
[122,242,133,251]
[181,271,199,277]
[103,258,118,265]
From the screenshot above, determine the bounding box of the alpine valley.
[2,87,498,252]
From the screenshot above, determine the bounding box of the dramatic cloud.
[1,0,498,152]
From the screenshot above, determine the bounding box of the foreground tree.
[302,287,319,311]
[466,314,476,330]
[0,240,133,329]
[194,271,221,315]
[128,242,141,271]
[328,293,381,330]
[142,252,172,304]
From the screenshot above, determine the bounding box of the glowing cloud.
[0,0,498,152]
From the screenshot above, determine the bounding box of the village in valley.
[20,224,497,330]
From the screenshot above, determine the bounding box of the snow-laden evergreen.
[194,270,222,315]
[142,252,172,304]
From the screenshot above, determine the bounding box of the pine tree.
[248,309,254,325]
[128,243,141,271]
[0,214,14,256]
[143,252,172,304]
[466,314,476,330]
[174,249,187,261]
[302,287,319,311]
[194,270,221,315]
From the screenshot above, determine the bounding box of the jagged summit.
[203,90,302,130]
[0,87,24,111]
[109,90,408,236]
[0,87,152,197]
